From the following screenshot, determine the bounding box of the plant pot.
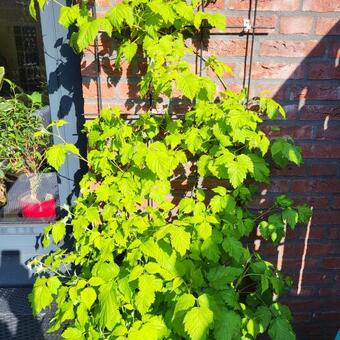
[20,195,56,220]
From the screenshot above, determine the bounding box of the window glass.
[0,0,59,222]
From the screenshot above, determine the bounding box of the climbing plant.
[29,1,312,339]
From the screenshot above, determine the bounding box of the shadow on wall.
[252,19,340,340]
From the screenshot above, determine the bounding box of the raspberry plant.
[29,1,311,339]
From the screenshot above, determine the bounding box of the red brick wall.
[81,1,340,338]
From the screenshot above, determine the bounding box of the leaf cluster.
[0,73,50,180]
[28,1,312,340]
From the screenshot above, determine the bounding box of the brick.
[308,163,338,176]
[83,78,117,99]
[322,257,340,269]
[265,125,313,139]
[307,63,340,80]
[301,144,340,158]
[272,164,307,176]
[333,197,340,209]
[316,125,340,140]
[316,17,340,35]
[287,85,340,101]
[331,42,340,58]
[206,0,224,10]
[303,0,340,12]
[265,179,292,192]
[119,82,140,98]
[299,105,340,120]
[280,16,313,34]
[289,180,340,193]
[242,63,304,79]
[313,212,340,225]
[319,289,340,296]
[328,226,340,237]
[290,196,330,209]
[228,0,299,11]
[204,39,247,56]
[260,40,326,57]
[226,16,276,33]
[254,83,286,100]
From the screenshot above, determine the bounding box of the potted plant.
[0,67,55,219]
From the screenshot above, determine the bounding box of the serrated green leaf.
[184,306,213,340]
[176,72,199,101]
[268,317,295,340]
[170,227,191,256]
[227,154,254,188]
[106,3,134,30]
[136,274,162,315]
[222,237,244,262]
[255,306,271,333]
[59,5,80,28]
[214,310,241,340]
[248,153,270,182]
[297,204,312,224]
[282,208,298,229]
[207,266,242,289]
[98,283,121,331]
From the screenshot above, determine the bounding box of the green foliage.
[0,75,50,180]
[29,1,312,339]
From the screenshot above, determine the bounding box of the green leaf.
[106,3,134,30]
[275,195,293,208]
[255,306,271,333]
[248,153,270,182]
[170,227,191,256]
[62,327,83,339]
[77,303,89,327]
[98,283,121,331]
[197,222,212,240]
[136,274,162,315]
[148,0,175,24]
[184,306,213,340]
[271,137,302,168]
[146,142,171,179]
[297,204,312,224]
[85,207,100,224]
[173,294,196,318]
[46,145,67,170]
[206,13,225,30]
[222,237,244,262]
[80,287,97,309]
[88,277,105,287]
[121,41,138,63]
[268,317,296,340]
[201,237,220,263]
[51,221,66,244]
[59,5,80,28]
[29,278,53,315]
[73,19,102,52]
[214,310,241,340]
[227,154,254,188]
[176,72,199,101]
[282,208,298,229]
[207,266,242,289]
